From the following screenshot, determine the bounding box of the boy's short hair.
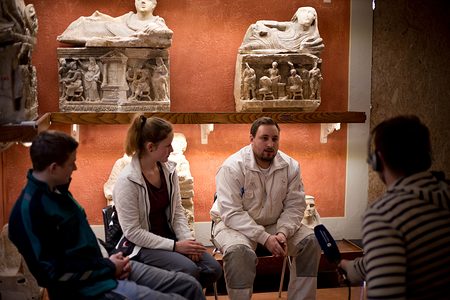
[30,131,79,171]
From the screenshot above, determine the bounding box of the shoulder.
[217,147,250,179]
[116,156,140,183]
[363,190,416,230]
[161,160,177,174]
[153,15,167,24]
[221,146,250,169]
[277,150,299,168]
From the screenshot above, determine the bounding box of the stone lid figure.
[239,6,324,56]
[57,0,173,48]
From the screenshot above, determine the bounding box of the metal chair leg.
[213,281,219,300]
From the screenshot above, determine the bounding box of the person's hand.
[109,252,131,279]
[275,232,287,245]
[338,259,349,271]
[175,240,207,256]
[188,253,202,262]
[337,259,350,286]
[264,235,286,257]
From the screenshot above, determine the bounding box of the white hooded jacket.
[210,145,306,246]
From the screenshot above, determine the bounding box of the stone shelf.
[0,111,366,143]
[0,113,51,143]
[49,111,366,125]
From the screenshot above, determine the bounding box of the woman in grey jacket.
[113,114,222,289]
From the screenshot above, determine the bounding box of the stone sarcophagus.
[57,0,172,112]
[235,6,325,112]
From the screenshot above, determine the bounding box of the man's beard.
[260,155,275,162]
[258,151,275,162]
[260,147,276,161]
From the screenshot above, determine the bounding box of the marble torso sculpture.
[0,0,38,126]
[57,0,172,112]
[235,6,325,112]
[301,195,321,229]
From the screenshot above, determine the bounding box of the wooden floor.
[206,287,366,300]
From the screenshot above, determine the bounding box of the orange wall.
[1,0,350,225]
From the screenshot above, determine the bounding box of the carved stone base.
[238,99,321,112]
[59,100,170,112]
[235,53,323,112]
[181,197,195,233]
[57,47,170,112]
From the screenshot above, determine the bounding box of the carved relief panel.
[57,48,170,112]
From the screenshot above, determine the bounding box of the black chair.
[102,205,123,254]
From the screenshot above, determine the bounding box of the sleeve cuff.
[256,231,271,246]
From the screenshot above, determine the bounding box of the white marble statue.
[301,195,321,229]
[168,133,195,232]
[239,6,324,56]
[57,0,173,48]
[103,154,132,204]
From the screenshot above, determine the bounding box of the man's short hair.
[372,115,432,175]
[30,131,79,171]
[250,117,280,137]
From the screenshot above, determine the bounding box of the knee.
[177,271,203,288]
[299,234,321,258]
[179,259,201,279]
[201,253,222,283]
[223,244,257,266]
[302,234,321,256]
[210,257,223,280]
[294,234,321,276]
[223,244,257,288]
[174,271,204,296]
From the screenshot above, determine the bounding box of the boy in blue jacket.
[9,130,205,300]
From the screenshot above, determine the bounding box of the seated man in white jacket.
[210,117,321,300]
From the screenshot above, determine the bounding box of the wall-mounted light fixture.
[71,124,80,142]
[200,124,214,144]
